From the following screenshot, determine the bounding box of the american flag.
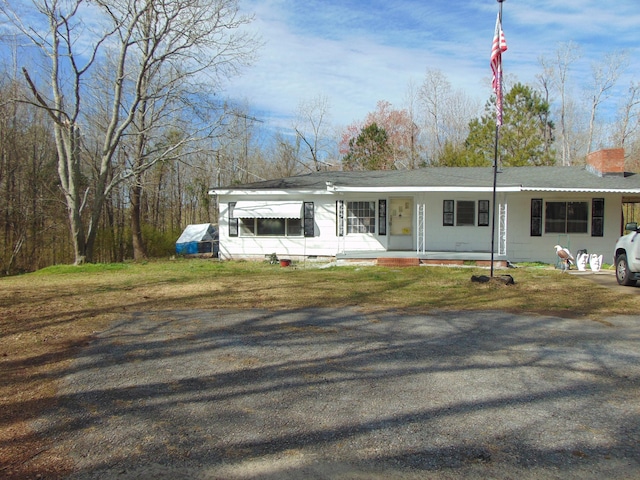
[490,12,507,126]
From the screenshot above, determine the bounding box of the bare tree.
[0,72,63,274]
[563,97,589,165]
[586,50,629,153]
[270,132,304,177]
[539,42,582,165]
[444,89,480,153]
[419,69,450,161]
[0,0,258,264]
[418,69,478,165]
[536,66,555,161]
[294,94,334,171]
[612,82,640,147]
[611,82,640,169]
[403,78,421,168]
[219,106,265,185]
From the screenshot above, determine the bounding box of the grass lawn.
[0,258,635,476]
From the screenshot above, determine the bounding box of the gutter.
[331,186,522,193]
[209,189,335,196]
[210,186,640,196]
[521,187,640,193]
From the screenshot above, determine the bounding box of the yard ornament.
[576,252,589,271]
[590,254,603,272]
[554,245,575,271]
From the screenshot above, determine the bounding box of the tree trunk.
[131,178,147,260]
[83,163,111,264]
[57,123,88,265]
[67,203,87,265]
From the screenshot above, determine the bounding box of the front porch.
[336,250,509,268]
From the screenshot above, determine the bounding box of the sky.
[225,0,640,131]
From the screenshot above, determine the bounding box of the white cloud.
[225,0,639,130]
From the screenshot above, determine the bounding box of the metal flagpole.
[490,131,498,277]
[490,0,505,277]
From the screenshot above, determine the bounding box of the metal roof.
[210,166,640,195]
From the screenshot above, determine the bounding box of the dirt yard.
[2,261,639,478]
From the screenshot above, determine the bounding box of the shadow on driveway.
[22,308,640,479]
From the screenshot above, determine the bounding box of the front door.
[389,198,413,250]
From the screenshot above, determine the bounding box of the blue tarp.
[176,224,218,256]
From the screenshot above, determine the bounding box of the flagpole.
[491,130,498,277]
[490,0,505,277]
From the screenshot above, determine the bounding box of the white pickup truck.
[614,222,640,286]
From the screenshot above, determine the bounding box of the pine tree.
[342,123,394,170]
[449,83,555,167]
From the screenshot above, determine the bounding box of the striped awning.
[232,201,302,219]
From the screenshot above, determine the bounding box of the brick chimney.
[586,148,625,176]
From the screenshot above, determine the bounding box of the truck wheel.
[616,254,637,286]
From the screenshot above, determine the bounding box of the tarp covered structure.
[176,224,218,255]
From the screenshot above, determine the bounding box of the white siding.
[505,193,621,264]
[218,194,388,260]
[415,192,495,252]
[216,190,624,263]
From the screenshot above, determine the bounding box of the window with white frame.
[347,201,376,234]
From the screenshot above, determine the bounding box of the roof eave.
[332,186,522,193]
[209,188,332,196]
[521,187,640,193]
[210,186,640,196]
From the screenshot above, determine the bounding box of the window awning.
[233,201,303,219]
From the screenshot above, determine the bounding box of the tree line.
[0,2,638,275]
[340,49,639,171]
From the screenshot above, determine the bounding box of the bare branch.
[21,67,66,124]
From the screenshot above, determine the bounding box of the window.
[545,201,588,234]
[530,199,542,236]
[457,201,475,226]
[229,202,238,237]
[288,219,303,236]
[378,199,387,236]
[239,218,255,236]
[257,219,285,236]
[239,218,302,237]
[592,198,604,237]
[478,200,490,227]
[444,200,480,226]
[443,200,454,226]
[303,202,314,237]
[347,201,376,234]
[336,200,345,237]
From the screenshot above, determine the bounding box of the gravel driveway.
[34,307,640,479]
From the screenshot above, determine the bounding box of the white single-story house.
[209,149,640,266]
